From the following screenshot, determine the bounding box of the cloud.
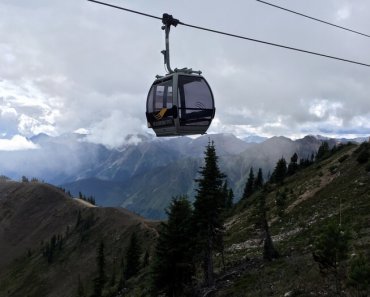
[85,110,147,147]
[0,0,369,147]
[0,80,58,137]
[0,135,39,151]
[336,6,351,21]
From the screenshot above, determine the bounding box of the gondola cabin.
[146,72,215,137]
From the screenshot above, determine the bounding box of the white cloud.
[74,128,90,135]
[308,99,343,119]
[17,114,55,136]
[336,6,351,21]
[0,135,39,151]
[86,110,147,148]
[0,0,369,146]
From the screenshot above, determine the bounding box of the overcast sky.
[1,0,370,150]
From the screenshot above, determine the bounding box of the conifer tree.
[243,167,255,199]
[76,210,82,227]
[221,180,233,209]
[316,141,330,160]
[270,158,287,184]
[221,180,229,208]
[226,188,234,209]
[193,141,225,287]
[93,241,106,297]
[151,196,194,296]
[287,153,298,175]
[254,168,264,190]
[257,192,279,261]
[313,222,351,295]
[124,232,141,280]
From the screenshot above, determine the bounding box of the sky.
[1,0,370,150]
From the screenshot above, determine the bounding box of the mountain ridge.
[0,180,157,297]
[1,132,368,219]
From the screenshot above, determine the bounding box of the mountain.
[0,180,158,297]
[62,134,328,219]
[242,135,268,143]
[0,133,111,184]
[2,141,370,296]
[0,132,366,219]
[215,141,370,296]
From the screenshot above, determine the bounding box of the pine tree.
[270,158,287,184]
[226,188,234,209]
[221,180,229,208]
[151,196,194,297]
[258,192,279,261]
[316,141,330,160]
[221,180,233,209]
[287,153,298,175]
[243,167,255,199]
[76,210,82,227]
[124,232,141,280]
[313,222,351,295]
[254,168,264,190]
[93,241,106,297]
[193,141,225,287]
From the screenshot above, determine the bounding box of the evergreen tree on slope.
[124,232,141,280]
[93,241,106,297]
[193,141,225,287]
[242,167,255,199]
[151,196,194,297]
[254,168,264,190]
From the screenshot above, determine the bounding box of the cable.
[179,21,370,67]
[87,0,370,68]
[87,0,161,21]
[256,0,370,38]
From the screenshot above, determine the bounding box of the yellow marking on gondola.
[154,108,168,120]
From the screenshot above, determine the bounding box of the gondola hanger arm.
[160,13,202,75]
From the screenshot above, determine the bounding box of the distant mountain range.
[0,132,367,219]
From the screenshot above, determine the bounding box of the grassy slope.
[2,142,370,297]
[218,143,370,296]
[0,182,158,297]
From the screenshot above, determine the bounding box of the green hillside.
[1,141,370,297]
[0,182,158,297]
[216,142,370,296]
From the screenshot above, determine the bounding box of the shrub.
[329,165,338,174]
[357,150,369,164]
[338,154,349,163]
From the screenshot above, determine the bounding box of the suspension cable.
[87,0,370,68]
